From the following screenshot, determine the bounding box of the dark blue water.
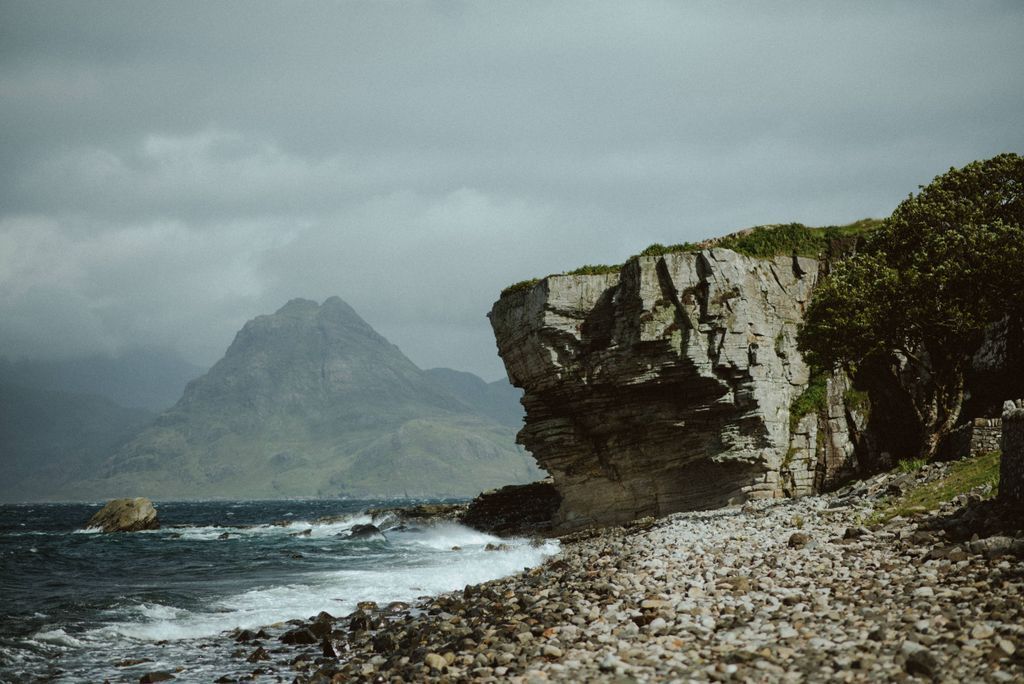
[0,501,557,683]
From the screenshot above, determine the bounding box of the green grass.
[565,264,622,276]
[633,219,882,261]
[896,457,928,473]
[500,278,541,296]
[638,242,699,257]
[871,450,1001,523]
[789,371,828,432]
[499,218,882,298]
[714,219,882,258]
[843,387,870,417]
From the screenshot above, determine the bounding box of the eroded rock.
[85,497,159,533]
[489,249,824,530]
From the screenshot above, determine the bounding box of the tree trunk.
[918,370,965,462]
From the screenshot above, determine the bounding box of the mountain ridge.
[52,297,541,501]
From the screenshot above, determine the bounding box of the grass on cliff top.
[500,219,881,297]
[501,278,541,296]
[640,218,882,260]
[870,450,1001,523]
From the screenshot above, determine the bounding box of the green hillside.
[52,297,542,501]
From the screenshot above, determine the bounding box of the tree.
[798,153,1024,460]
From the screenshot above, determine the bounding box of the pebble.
[424,652,447,671]
[970,623,995,639]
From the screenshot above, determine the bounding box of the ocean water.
[0,500,558,683]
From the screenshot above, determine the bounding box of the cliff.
[490,248,867,530]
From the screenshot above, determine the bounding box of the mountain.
[424,368,524,428]
[0,384,154,502]
[0,348,204,412]
[54,297,542,500]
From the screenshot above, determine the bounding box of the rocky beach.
[212,462,1023,683]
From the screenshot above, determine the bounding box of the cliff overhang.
[489,248,862,531]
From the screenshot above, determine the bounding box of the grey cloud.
[1,1,1022,379]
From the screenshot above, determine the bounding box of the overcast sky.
[1,1,1022,380]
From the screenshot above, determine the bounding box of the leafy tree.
[798,153,1024,460]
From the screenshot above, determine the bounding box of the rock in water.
[85,497,159,532]
[346,523,384,540]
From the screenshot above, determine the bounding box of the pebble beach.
[221,464,1024,683]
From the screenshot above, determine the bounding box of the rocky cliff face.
[490,249,861,530]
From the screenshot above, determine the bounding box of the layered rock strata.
[490,249,846,530]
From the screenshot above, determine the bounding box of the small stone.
[904,645,940,679]
[245,646,270,663]
[788,532,812,549]
[139,674,175,683]
[280,627,318,645]
[912,586,935,599]
[424,653,447,671]
[970,623,995,640]
[543,644,563,658]
[996,639,1016,656]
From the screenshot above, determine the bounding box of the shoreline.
[222,466,1024,683]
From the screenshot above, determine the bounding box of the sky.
[1,1,1022,381]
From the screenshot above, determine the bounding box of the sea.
[0,500,559,683]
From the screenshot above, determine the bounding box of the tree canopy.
[798,153,1024,460]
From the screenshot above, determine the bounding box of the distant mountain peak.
[51,297,543,500]
[274,298,320,316]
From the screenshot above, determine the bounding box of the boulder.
[346,523,384,540]
[462,479,561,536]
[85,497,159,533]
[280,627,317,645]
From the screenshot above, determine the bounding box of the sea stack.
[85,497,159,532]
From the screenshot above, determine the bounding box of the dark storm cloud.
[1,1,1023,378]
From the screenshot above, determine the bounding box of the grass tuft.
[789,372,828,432]
[638,242,699,257]
[896,457,928,473]
[501,278,540,296]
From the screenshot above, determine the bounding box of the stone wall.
[944,418,1004,461]
[1000,400,1024,509]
